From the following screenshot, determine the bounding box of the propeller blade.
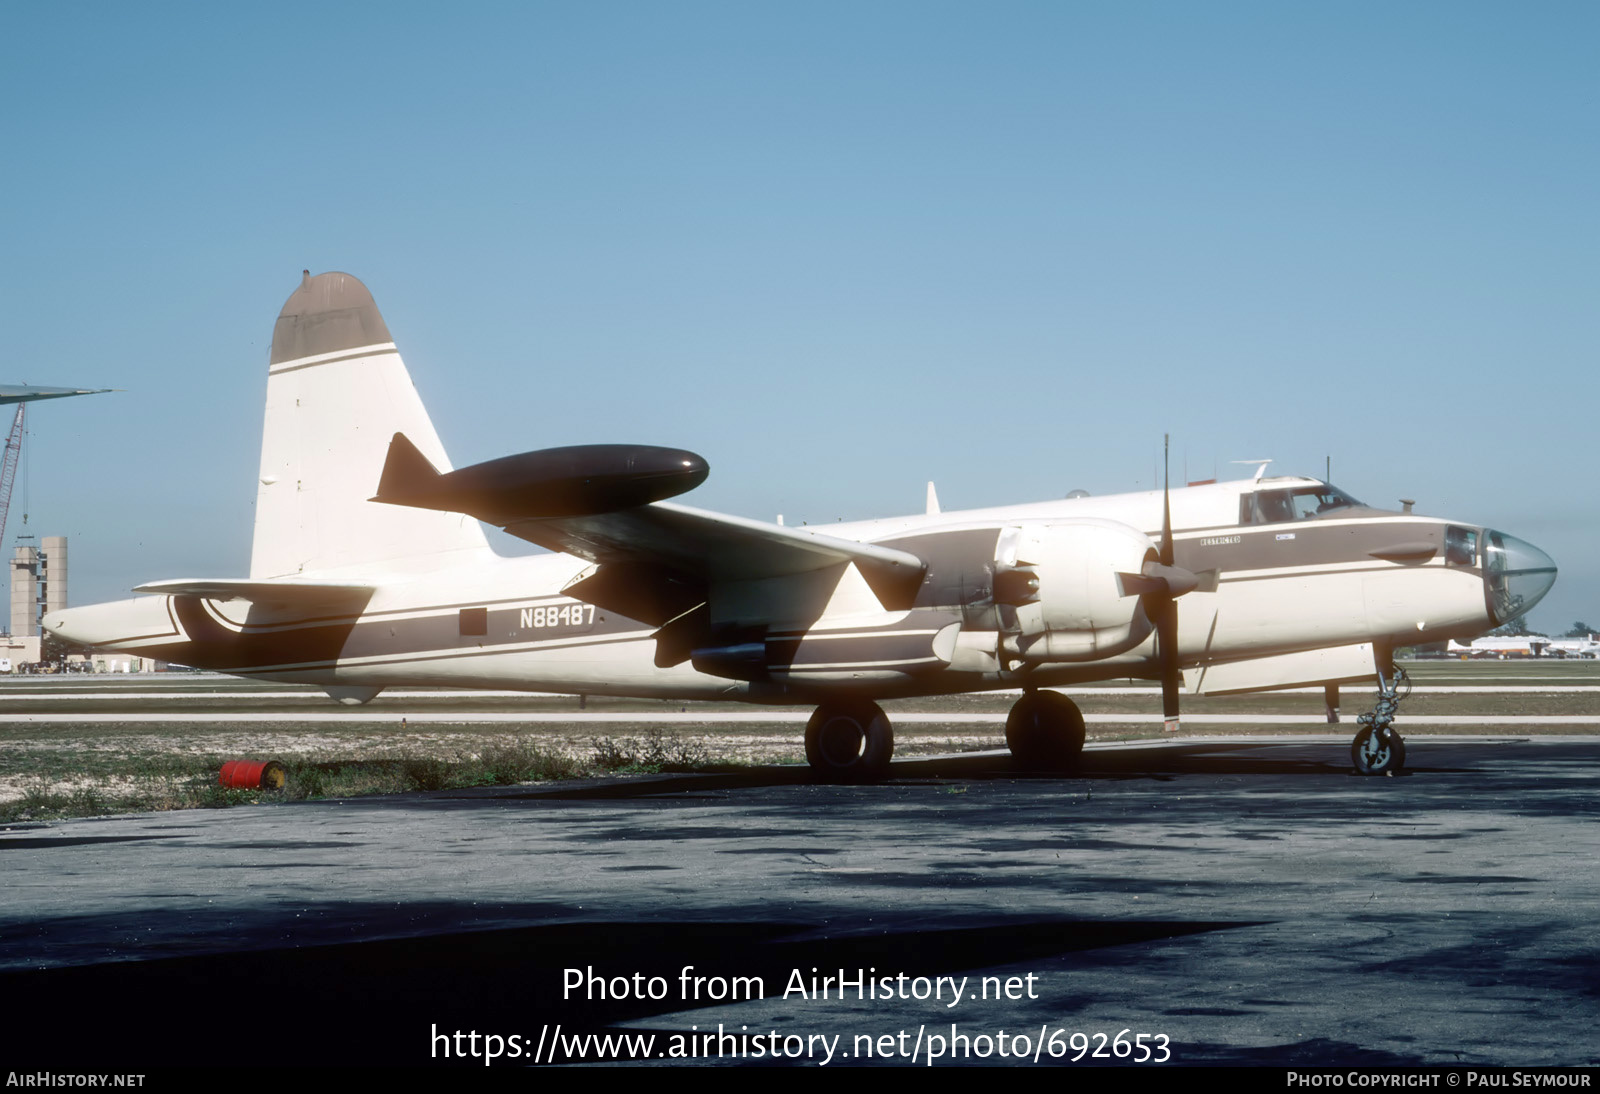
[1158,433,1180,732]
[1160,433,1174,568]
[1153,594,1182,732]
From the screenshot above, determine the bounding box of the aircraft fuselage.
[48,476,1545,704]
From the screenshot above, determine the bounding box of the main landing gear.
[1352,665,1410,776]
[805,700,894,782]
[1005,689,1086,772]
[804,690,1087,782]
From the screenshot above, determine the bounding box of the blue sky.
[2,1,1595,632]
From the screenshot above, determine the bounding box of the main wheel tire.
[805,701,894,782]
[1351,726,1406,775]
[1005,690,1086,772]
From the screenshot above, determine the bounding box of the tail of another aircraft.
[250,271,490,579]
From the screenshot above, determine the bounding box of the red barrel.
[219,760,286,790]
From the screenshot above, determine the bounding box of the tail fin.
[373,432,442,501]
[250,271,490,578]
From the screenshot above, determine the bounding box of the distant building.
[0,633,41,668]
[9,535,67,638]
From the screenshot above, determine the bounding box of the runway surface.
[2,732,1597,1068]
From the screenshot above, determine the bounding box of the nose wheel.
[1351,724,1406,775]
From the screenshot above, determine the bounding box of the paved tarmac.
[2,735,1597,1068]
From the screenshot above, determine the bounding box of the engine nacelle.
[996,519,1156,663]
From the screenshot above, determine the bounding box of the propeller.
[1116,435,1200,732]
[1155,435,1181,732]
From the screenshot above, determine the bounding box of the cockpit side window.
[1257,490,1294,523]
[1242,483,1361,525]
[1445,526,1478,567]
[1290,485,1359,518]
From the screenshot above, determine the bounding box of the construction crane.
[0,404,24,549]
[0,385,110,552]
[0,384,107,651]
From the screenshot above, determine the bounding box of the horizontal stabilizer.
[132,578,375,612]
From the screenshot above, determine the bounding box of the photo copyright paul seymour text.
[1288,1076,1591,1088]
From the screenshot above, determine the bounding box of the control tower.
[10,535,67,637]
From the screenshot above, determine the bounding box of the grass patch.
[591,728,713,773]
[277,738,588,799]
[12,774,269,819]
[0,733,719,823]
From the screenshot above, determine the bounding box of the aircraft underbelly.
[1205,570,1370,655]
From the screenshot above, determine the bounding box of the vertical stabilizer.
[250,272,489,578]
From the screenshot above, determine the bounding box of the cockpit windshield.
[1484,530,1560,626]
[1241,483,1362,525]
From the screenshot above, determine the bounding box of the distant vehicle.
[1447,638,1551,659]
[1544,637,1600,659]
[1446,637,1597,659]
[45,272,1559,778]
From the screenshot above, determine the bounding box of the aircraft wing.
[513,505,928,645]
[507,502,921,589]
[372,433,928,618]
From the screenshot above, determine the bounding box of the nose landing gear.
[1352,665,1409,775]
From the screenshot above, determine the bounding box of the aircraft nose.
[1483,531,1557,626]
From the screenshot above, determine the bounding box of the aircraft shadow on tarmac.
[433,741,1438,805]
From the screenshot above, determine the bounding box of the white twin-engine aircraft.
[46,272,1557,779]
